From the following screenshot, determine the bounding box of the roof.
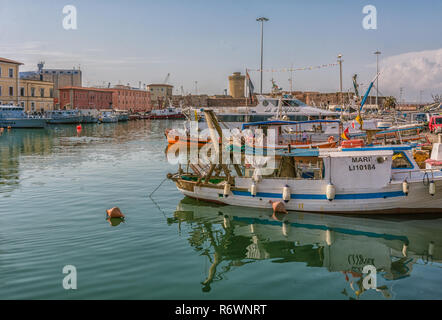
[241,119,341,129]
[58,86,114,93]
[147,84,173,87]
[0,57,23,65]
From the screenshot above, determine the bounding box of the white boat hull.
[176,178,442,214]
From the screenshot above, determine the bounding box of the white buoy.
[325,229,333,246]
[250,183,257,197]
[223,216,231,229]
[282,185,291,202]
[223,183,231,197]
[402,244,408,257]
[326,184,336,201]
[429,181,436,196]
[402,181,409,196]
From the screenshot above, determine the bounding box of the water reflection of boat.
[169,197,442,298]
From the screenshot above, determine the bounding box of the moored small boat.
[0,105,47,128]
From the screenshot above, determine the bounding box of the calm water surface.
[0,121,441,300]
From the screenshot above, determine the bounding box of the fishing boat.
[46,110,82,124]
[167,110,442,215]
[0,105,47,128]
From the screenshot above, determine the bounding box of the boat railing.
[391,167,441,181]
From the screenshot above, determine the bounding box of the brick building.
[59,85,151,112]
[59,87,113,110]
[108,85,151,112]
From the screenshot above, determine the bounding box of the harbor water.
[1,121,441,300]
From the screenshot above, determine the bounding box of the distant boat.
[0,105,47,128]
[46,110,82,124]
[147,107,185,119]
[99,110,118,123]
[79,109,99,123]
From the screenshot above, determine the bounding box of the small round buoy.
[250,183,257,197]
[106,207,125,218]
[282,185,290,203]
[7,126,12,130]
[402,181,409,196]
[269,200,288,214]
[326,184,336,201]
[429,181,436,196]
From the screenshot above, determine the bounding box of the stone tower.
[228,72,245,98]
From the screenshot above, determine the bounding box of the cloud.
[0,41,172,71]
[379,48,442,99]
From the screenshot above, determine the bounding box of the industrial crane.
[163,73,170,84]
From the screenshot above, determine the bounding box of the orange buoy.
[106,207,125,218]
[269,200,288,214]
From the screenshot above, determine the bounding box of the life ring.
[328,136,335,143]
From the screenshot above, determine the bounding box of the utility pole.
[337,54,343,105]
[256,17,269,94]
[374,51,381,108]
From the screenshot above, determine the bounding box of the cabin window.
[392,152,413,169]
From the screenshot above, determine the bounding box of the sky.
[1,0,441,102]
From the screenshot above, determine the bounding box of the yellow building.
[0,57,54,112]
[20,79,55,112]
[146,84,173,107]
[0,57,23,105]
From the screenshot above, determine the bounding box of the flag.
[246,70,254,102]
[355,114,363,127]
[341,127,350,140]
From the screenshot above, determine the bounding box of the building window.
[0,67,2,77]
[20,87,24,96]
[40,88,45,97]
[50,89,53,98]
[20,102,25,108]
[9,86,13,96]
[31,88,35,97]
[0,86,2,96]
[31,102,35,111]
[9,68,13,78]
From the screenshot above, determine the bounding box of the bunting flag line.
[247,63,339,73]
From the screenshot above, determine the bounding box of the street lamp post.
[257,17,269,94]
[374,51,381,108]
[337,54,343,105]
